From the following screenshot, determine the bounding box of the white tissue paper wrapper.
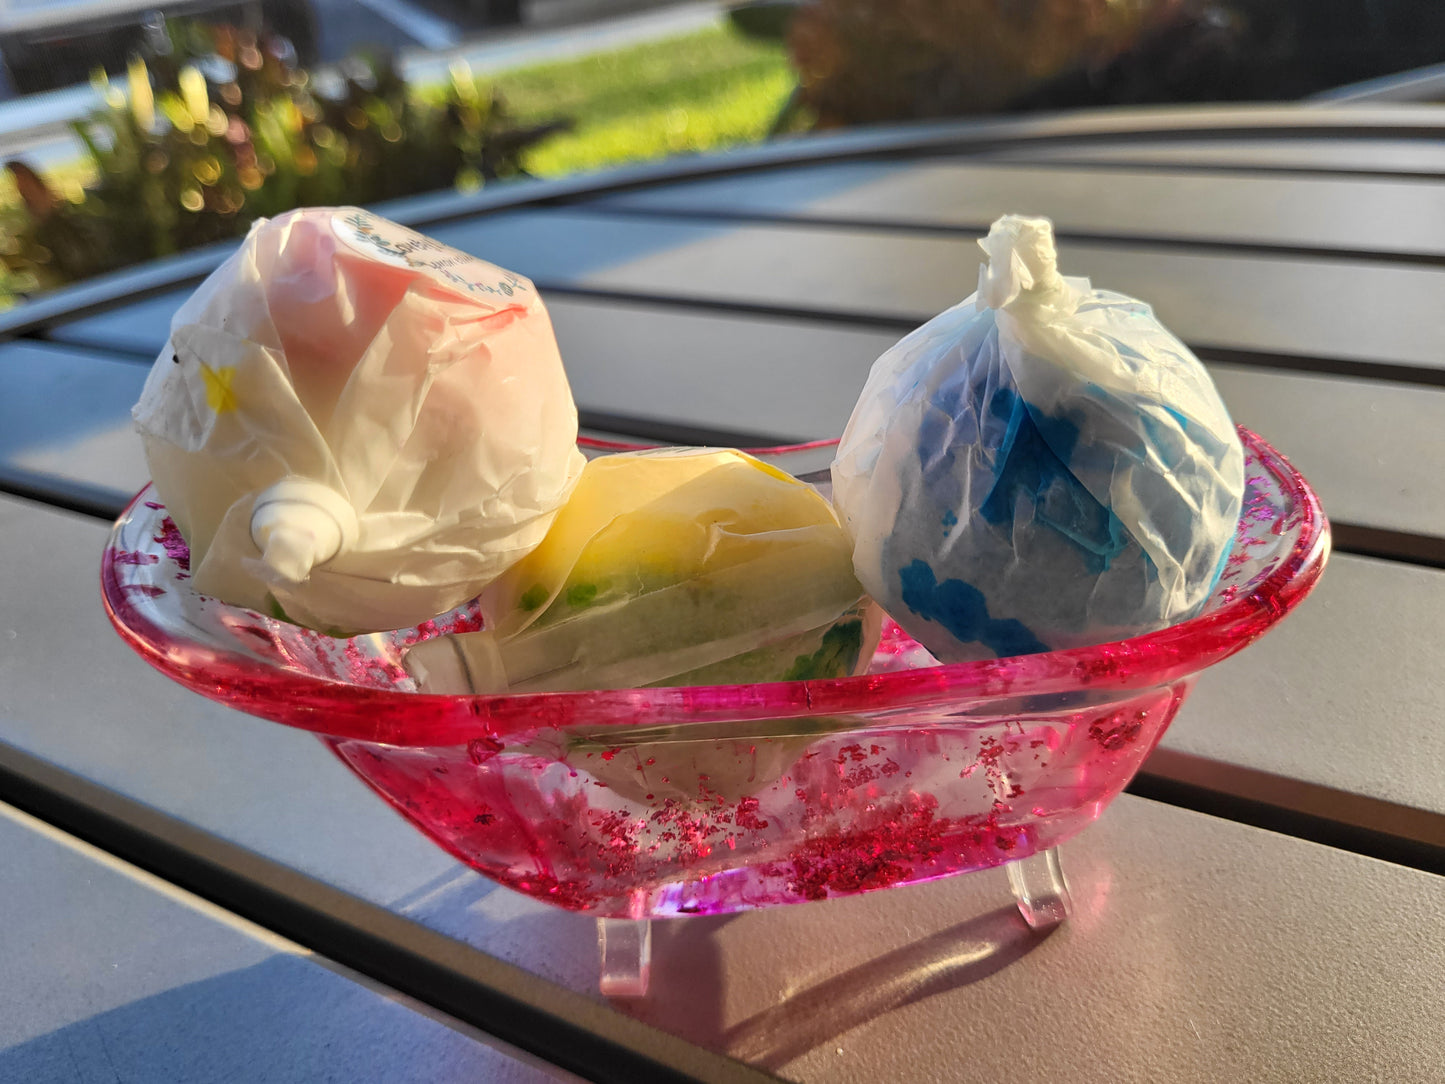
[831,214,1244,661]
[133,206,585,633]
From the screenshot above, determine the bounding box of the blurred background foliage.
[0,20,564,298]
[781,0,1158,128]
[769,0,1445,127]
[0,15,793,302]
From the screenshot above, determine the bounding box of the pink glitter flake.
[733,796,770,831]
[153,516,191,570]
[110,549,159,566]
[121,584,166,598]
[1088,710,1146,751]
[467,737,504,764]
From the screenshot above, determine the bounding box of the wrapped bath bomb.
[831,215,1244,661]
[404,447,880,693]
[133,206,585,633]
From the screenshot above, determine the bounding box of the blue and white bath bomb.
[830,215,1245,662]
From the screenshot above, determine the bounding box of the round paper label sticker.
[330,208,531,304]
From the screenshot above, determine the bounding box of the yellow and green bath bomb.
[404,447,880,694]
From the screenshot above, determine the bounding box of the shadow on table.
[0,955,541,1084]
[381,865,1048,1070]
[636,903,1048,1071]
[390,866,609,993]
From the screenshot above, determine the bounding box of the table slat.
[983,137,1445,176]
[39,290,182,356]
[1203,362,1445,548]
[629,795,1445,1083]
[19,302,1445,551]
[1168,552,1445,822]
[450,211,1445,376]
[39,210,1445,377]
[0,801,568,1083]
[0,340,148,492]
[588,160,1445,258]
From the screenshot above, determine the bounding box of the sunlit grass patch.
[492,24,794,177]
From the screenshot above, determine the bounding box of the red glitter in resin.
[109,549,159,566]
[734,797,770,831]
[467,737,504,764]
[153,516,190,570]
[102,429,1329,918]
[1089,710,1147,752]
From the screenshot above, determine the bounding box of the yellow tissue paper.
[404,447,880,694]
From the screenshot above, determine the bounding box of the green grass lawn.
[492,23,796,177]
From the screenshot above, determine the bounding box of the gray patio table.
[1,103,1443,1082]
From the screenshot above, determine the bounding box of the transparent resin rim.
[102,427,1330,747]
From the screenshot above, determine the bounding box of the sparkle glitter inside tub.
[102,429,1327,919]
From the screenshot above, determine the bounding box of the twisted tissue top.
[976,215,1072,311]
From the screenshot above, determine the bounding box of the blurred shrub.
[1015,0,1445,109]
[785,0,1163,128]
[780,0,1445,128]
[0,21,565,297]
